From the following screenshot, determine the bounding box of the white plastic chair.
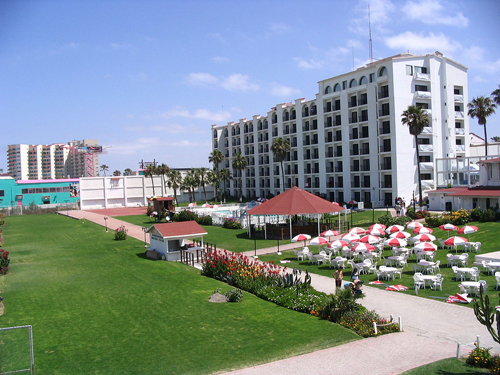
[294,249,305,261]
[495,272,500,290]
[394,268,403,279]
[431,260,440,274]
[432,275,444,291]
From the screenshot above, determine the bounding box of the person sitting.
[350,279,364,295]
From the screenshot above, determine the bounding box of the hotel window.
[406,65,413,75]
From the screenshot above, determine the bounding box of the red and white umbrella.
[349,227,366,235]
[386,225,405,234]
[390,231,411,239]
[188,202,197,207]
[414,242,438,252]
[201,203,211,207]
[212,204,220,208]
[384,238,407,247]
[332,201,340,206]
[412,227,433,234]
[352,243,375,252]
[386,284,409,291]
[439,223,458,231]
[406,221,423,230]
[413,233,436,242]
[445,236,468,246]
[360,235,381,244]
[366,228,385,236]
[291,234,312,245]
[341,232,361,242]
[458,225,478,235]
[310,237,328,246]
[369,223,387,231]
[328,239,350,249]
[320,229,340,237]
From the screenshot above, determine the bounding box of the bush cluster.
[224,288,243,302]
[0,249,10,275]
[338,310,399,337]
[196,215,213,226]
[466,347,493,370]
[114,225,128,241]
[222,218,242,229]
[378,214,411,227]
[174,210,198,222]
[443,208,470,225]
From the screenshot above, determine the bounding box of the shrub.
[378,214,411,227]
[491,355,500,374]
[316,288,360,323]
[469,208,483,222]
[174,210,198,222]
[196,215,213,226]
[480,209,496,222]
[114,225,128,240]
[338,310,399,337]
[225,288,243,302]
[222,218,242,229]
[415,210,430,219]
[444,209,470,225]
[425,215,445,228]
[0,249,9,275]
[466,347,492,369]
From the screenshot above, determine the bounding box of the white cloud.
[350,0,396,35]
[187,72,219,85]
[221,74,259,91]
[112,137,209,156]
[385,31,461,54]
[402,0,469,27]
[270,83,301,97]
[163,108,233,123]
[293,57,325,70]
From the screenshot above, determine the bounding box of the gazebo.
[246,186,345,239]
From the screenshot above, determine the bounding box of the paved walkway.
[60,209,500,374]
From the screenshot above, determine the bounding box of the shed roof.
[148,221,207,239]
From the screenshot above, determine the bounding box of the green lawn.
[0,214,359,374]
[400,358,489,374]
[259,222,500,307]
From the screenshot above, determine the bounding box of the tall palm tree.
[219,168,232,201]
[492,85,500,105]
[401,105,429,207]
[144,164,157,197]
[167,169,183,206]
[468,96,497,157]
[231,152,248,202]
[271,137,290,193]
[100,164,109,177]
[113,170,121,176]
[123,168,133,176]
[196,167,208,201]
[157,163,170,196]
[182,170,197,203]
[209,149,225,171]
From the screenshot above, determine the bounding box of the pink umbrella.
[212,204,220,208]
[291,234,312,246]
[439,223,458,231]
[360,235,381,244]
[390,231,411,239]
[310,237,328,246]
[386,225,405,234]
[328,239,350,249]
[414,242,438,252]
[341,232,360,242]
[201,203,210,207]
[369,223,387,230]
[413,233,436,242]
[349,227,366,235]
[332,202,340,206]
[366,228,385,236]
[444,236,468,246]
[320,230,340,237]
[412,227,433,234]
[352,243,375,252]
[384,238,407,247]
[458,225,478,240]
[406,221,423,230]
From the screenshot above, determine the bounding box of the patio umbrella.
[369,223,386,231]
[212,204,220,208]
[412,227,433,234]
[386,225,405,234]
[352,243,375,252]
[414,242,438,252]
[188,202,197,207]
[384,238,407,247]
[366,228,385,236]
[201,203,210,208]
[341,232,360,242]
[310,237,328,246]
[444,236,468,246]
[406,221,423,230]
[390,231,411,239]
[328,239,350,249]
[360,235,381,244]
[458,225,478,240]
[413,233,436,242]
[332,202,340,206]
[349,227,366,235]
[439,223,458,231]
[320,229,340,239]
[291,234,312,246]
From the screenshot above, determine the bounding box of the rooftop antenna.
[368,4,373,63]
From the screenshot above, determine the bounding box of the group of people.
[332,266,363,295]
[394,197,406,217]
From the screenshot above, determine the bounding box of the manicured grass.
[259,222,500,307]
[0,214,359,374]
[400,358,489,374]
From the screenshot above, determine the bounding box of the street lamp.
[142,227,149,248]
[104,217,108,232]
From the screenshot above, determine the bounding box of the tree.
[492,84,500,105]
[474,286,500,344]
[100,164,109,177]
[144,164,157,197]
[468,96,497,157]
[124,168,133,176]
[196,167,209,201]
[167,169,183,206]
[219,168,232,201]
[113,170,121,176]
[182,170,197,203]
[271,137,290,193]
[491,136,500,143]
[231,152,248,202]
[401,105,429,207]
[209,149,225,171]
[157,163,170,196]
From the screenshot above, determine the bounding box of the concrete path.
[60,209,499,374]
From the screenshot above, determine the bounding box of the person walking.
[333,267,343,290]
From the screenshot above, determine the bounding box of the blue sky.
[1,0,500,174]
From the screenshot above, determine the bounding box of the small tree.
[271,137,290,193]
[100,164,109,176]
[113,170,121,176]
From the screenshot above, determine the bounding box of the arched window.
[213,130,218,139]
[303,106,309,117]
[324,85,332,94]
[244,124,248,133]
[359,76,367,85]
[349,79,357,88]
[311,104,317,115]
[379,66,388,77]
[283,110,289,121]
[333,83,341,92]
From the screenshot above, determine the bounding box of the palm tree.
[219,168,232,201]
[401,105,429,207]
[209,149,225,171]
[492,85,500,105]
[167,169,183,206]
[196,167,209,201]
[113,170,121,176]
[468,96,497,157]
[271,137,290,193]
[182,170,197,203]
[157,163,170,196]
[231,152,248,202]
[100,164,109,177]
[123,168,133,176]
[144,164,157,197]
[491,136,500,142]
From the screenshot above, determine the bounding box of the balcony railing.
[455,111,464,118]
[456,145,466,152]
[454,94,464,103]
[415,91,431,99]
[455,128,465,135]
[418,144,434,152]
[414,72,430,80]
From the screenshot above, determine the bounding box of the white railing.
[455,128,465,135]
[418,144,433,152]
[421,126,433,134]
[454,94,464,103]
[455,111,464,118]
[414,72,430,80]
[415,91,431,99]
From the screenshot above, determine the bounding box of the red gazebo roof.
[148,221,207,239]
[247,186,345,216]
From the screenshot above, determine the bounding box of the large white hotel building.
[211,52,469,206]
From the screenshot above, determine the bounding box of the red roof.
[478,157,500,164]
[149,221,207,239]
[428,187,500,197]
[247,186,345,216]
[153,197,174,201]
